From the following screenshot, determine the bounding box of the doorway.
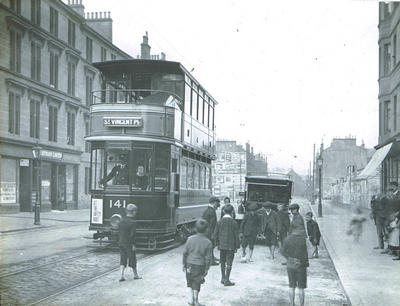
[19,164,31,212]
[51,164,66,210]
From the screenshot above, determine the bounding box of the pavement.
[301,197,400,306]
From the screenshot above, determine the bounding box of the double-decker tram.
[87,59,217,250]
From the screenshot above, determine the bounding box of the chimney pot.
[95,12,98,19]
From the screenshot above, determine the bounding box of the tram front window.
[101,150,130,186]
[131,148,152,191]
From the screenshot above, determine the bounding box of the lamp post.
[317,155,323,217]
[32,145,42,225]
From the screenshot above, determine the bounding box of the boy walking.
[239,203,260,263]
[261,202,280,259]
[214,204,240,286]
[305,212,321,258]
[183,218,212,306]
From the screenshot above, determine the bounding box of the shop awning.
[357,143,392,179]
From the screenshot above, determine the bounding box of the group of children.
[182,200,322,306]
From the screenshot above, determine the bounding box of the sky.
[80,0,379,175]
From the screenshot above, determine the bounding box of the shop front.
[0,141,79,213]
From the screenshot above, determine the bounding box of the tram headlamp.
[110,214,122,228]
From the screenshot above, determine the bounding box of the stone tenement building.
[320,137,374,198]
[0,0,132,213]
[213,140,268,201]
[377,2,400,191]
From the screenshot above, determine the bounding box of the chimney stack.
[86,10,113,42]
[68,0,85,17]
[141,31,151,59]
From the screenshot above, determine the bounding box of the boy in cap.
[202,196,221,265]
[214,204,240,286]
[305,212,321,258]
[288,203,306,237]
[118,204,141,281]
[261,202,280,259]
[183,218,212,306]
[239,202,260,263]
[221,197,236,219]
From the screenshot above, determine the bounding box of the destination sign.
[103,117,143,127]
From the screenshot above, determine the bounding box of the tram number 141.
[109,199,127,209]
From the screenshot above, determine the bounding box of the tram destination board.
[103,117,143,127]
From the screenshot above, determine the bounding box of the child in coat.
[305,212,321,258]
[347,207,366,243]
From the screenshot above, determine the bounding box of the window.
[66,165,76,202]
[211,105,215,130]
[8,92,20,135]
[384,100,391,133]
[188,163,194,188]
[67,61,76,96]
[10,0,21,14]
[85,167,90,194]
[180,160,187,189]
[111,53,116,60]
[384,43,391,75]
[31,41,41,81]
[10,30,21,73]
[30,100,40,138]
[48,105,58,142]
[0,158,17,204]
[85,120,90,153]
[395,95,398,131]
[101,47,106,61]
[31,0,41,26]
[131,148,152,190]
[86,37,92,62]
[67,111,75,145]
[68,20,76,48]
[394,34,397,67]
[49,52,58,88]
[50,7,58,37]
[380,102,383,136]
[155,150,170,191]
[86,75,93,107]
[91,148,104,190]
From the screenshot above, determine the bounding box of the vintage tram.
[87,59,217,250]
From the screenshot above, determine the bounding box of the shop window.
[193,163,199,189]
[30,100,40,139]
[31,41,41,81]
[66,165,76,202]
[0,158,17,204]
[188,163,194,189]
[41,162,51,202]
[180,160,187,189]
[10,30,21,73]
[9,92,20,135]
[155,150,170,191]
[91,148,104,190]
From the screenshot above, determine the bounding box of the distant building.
[212,140,268,201]
[287,169,306,197]
[0,0,132,213]
[320,138,374,197]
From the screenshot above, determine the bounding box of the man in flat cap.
[202,196,221,265]
[118,203,141,281]
[288,203,306,238]
[239,202,260,263]
[260,202,280,259]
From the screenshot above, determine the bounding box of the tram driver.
[99,155,129,186]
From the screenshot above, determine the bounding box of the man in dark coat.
[305,211,321,258]
[118,204,141,281]
[239,202,260,262]
[281,228,309,306]
[202,196,221,265]
[277,203,291,245]
[214,204,240,286]
[288,203,307,238]
[260,202,280,259]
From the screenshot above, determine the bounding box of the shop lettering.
[103,117,143,127]
[40,150,63,160]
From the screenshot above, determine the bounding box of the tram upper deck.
[87,60,217,158]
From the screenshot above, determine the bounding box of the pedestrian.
[288,203,306,237]
[260,202,280,259]
[202,196,221,265]
[346,207,366,243]
[236,200,245,228]
[277,203,291,246]
[281,228,309,306]
[381,182,400,254]
[214,204,240,286]
[387,211,400,260]
[221,197,236,219]
[118,203,141,282]
[183,218,212,306]
[371,194,386,250]
[239,202,260,263]
[305,211,321,258]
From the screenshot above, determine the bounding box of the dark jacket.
[306,219,321,245]
[277,210,290,235]
[260,209,280,235]
[214,216,240,251]
[289,214,306,236]
[281,234,309,269]
[220,204,236,219]
[202,206,217,238]
[240,211,260,236]
[118,216,136,246]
